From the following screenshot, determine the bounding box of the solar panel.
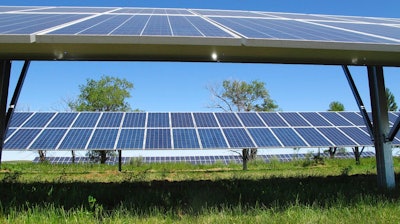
[29,129,67,149]
[173,129,200,148]
[87,129,118,149]
[122,113,146,127]
[171,113,194,127]
[145,129,171,149]
[197,129,228,148]
[222,128,255,148]
[116,129,144,149]
[47,113,78,127]
[4,111,392,150]
[22,112,55,127]
[58,129,92,150]
[193,113,219,127]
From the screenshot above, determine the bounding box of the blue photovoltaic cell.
[340,112,365,126]
[122,113,146,127]
[110,15,149,35]
[295,128,332,146]
[279,113,310,126]
[72,113,100,127]
[264,12,341,21]
[169,16,203,36]
[97,113,123,127]
[28,7,116,13]
[4,129,41,149]
[193,113,219,127]
[198,129,228,148]
[78,15,133,35]
[318,112,352,126]
[388,112,399,125]
[339,127,372,145]
[184,16,233,37]
[147,113,169,127]
[47,113,78,127]
[5,128,16,140]
[316,21,400,41]
[142,15,172,36]
[87,129,118,149]
[258,113,288,127]
[299,112,332,126]
[173,129,200,148]
[22,113,55,127]
[193,9,269,18]
[117,129,144,149]
[0,14,89,34]
[318,128,357,146]
[247,128,281,147]
[145,129,171,149]
[272,128,308,147]
[215,113,242,127]
[9,112,33,127]
[222,128,255,148]
[0,6,40,12]
[237,113,265,127]
[171,113,194,127]
[58,129,92,149]
[30,129,67,149]
[210,17,394,43]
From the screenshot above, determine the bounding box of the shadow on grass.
[1,174,399,214]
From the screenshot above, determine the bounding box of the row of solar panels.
[33,152,376,165]
[4,112,398,151]
[10,111,396,128]
[1,6,399,45]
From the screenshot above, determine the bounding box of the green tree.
[209,80,278,112]
[328,101,345,112]
[386,88,398,111]
[69,75,134,164]
[208,79,278,170]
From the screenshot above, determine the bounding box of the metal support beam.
[367,65,395,189]
[342,65,374,140]
[0,60,12,166]
[118,150,122,172]
[5,60,30,132]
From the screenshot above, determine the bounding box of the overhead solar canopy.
[0,6,400,65]
[4,111,400,151]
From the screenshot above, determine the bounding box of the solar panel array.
[1,6,399,50]
[5,112,400,151]
[33,152,376,165]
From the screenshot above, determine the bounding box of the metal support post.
[0,60,12,166]
[118,150,122,172]
[367,66,395,189]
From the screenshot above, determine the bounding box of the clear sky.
[2,1,400,160]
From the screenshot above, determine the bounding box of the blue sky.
[2,1,400,160]
[3,0,400,113]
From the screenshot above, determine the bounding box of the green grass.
[1,157,400,223]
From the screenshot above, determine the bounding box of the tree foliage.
[328,101,345,112]
[68,76,134,163]
[69,76,133,112]
[386,88,398,111]
[209,80,278,112]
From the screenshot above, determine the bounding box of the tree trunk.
[100,151,107,164]
[38,150,46,162]
[250,148,257,160]
[242,148,249,170]
[328,147,337,158]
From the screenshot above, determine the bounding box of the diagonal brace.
[342,65,374,141]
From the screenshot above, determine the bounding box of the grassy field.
[1,156,400,223]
